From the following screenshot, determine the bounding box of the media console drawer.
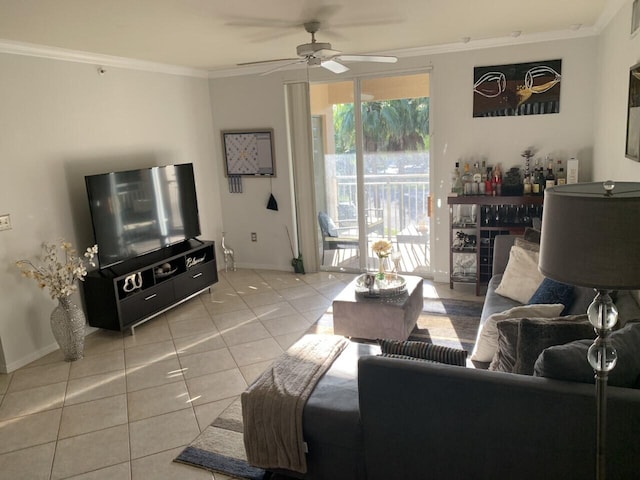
[174,261,217,299]
[119,281,175,328]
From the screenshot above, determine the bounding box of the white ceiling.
[0,0,617,75]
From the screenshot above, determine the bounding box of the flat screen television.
[86,163,201,269]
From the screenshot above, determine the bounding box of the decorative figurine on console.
[221,232,236,272]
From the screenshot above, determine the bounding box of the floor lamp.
[538,181,640,480]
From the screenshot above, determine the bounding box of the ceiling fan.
[237,21,398,75]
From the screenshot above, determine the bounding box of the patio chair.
[318,211,359,264]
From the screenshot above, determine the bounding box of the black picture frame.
[221,129,276,176]
[626,63,640,162]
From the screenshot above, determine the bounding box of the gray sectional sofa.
[276,235,640,480]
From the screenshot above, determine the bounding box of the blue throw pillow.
[528,277,574,315]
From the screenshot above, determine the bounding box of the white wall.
[0,54,222,372]
[209,36,598,283]
[593,0,640,181]
[208,75,298,271]
[428,37,598,282]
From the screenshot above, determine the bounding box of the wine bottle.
[556,159,566,185]
[545,161,556,189]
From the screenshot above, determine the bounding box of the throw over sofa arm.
[357,355,640,480]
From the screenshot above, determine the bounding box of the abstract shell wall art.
[473,59,562,117]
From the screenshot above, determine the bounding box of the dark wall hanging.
[473,59,562,117]
[626,63,640,161]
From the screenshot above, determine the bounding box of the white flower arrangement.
[371,239,393,258]
[16,241,98,299]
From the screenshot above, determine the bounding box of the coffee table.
[332,275,423,341]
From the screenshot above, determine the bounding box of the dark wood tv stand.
[82,239,218,333]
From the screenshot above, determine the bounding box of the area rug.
[409,297,483,351]
[175,296,483,479]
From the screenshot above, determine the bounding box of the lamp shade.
[539,182,640,290]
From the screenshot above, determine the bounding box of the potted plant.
[16,240,98,361]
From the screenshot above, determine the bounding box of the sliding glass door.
[310,73,431,275]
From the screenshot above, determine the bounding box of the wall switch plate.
[0,214,11,231]
[251,232,257,242]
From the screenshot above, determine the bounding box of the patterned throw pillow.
[378,339,467,366]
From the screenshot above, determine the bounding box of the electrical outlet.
[0,214,11,231]
[251,232,257,242]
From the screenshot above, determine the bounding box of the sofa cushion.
[513,315,594,375]
[378,339,467,366]
[488,318,520,372]
[528,278,575,315]
[495,245,545,304]
[534,322,640,387]
[470,303,564,363]
[304,341,379,450]
[489,315,594,374]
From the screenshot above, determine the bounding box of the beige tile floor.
[0,269,479,480]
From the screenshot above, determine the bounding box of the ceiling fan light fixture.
[321,59,349,74]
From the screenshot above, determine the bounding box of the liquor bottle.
[536,166,546,195]
[451,162,463,195]
[556,159,566,185]
[523,174,532,194]
[484,166,493,195]
[545,161,556,189]
[461,163,473,195]
[492,164,502,196]
[531,161,541,194]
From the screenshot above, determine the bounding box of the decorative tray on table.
[354,273,407,298]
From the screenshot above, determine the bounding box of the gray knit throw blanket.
[241,334,349,473]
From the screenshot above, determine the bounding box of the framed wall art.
[221,129,276,176]
[626,63,640,161]
[632,0,640,36]
[473,59,562,117]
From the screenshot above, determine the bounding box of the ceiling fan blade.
[224,16,301,29]
[315,48,342,59]
[237,58,299,67]
[337,55,398,63]
[259,59,306,76]
[321,60,349,74]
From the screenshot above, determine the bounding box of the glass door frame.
[312,69,433,276]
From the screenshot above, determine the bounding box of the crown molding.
[0,39,210,78]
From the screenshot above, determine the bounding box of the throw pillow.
[534,322,640,388]
[488,318,520,372]
[470,303,564,363]
[488,315,593,374]
[528,277,575,315]
[514,237,540,253]
[379,353,436,364]
[378,339,467,366]
[495,245,545,304]
[523,227,541,244]
[513,315,594,375]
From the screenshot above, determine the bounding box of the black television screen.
[86,163,201,268]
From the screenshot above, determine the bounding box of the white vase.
[50,297,86,361]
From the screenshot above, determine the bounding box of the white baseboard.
[0,327,100,374]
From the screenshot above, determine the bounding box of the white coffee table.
[332,275,423,341]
